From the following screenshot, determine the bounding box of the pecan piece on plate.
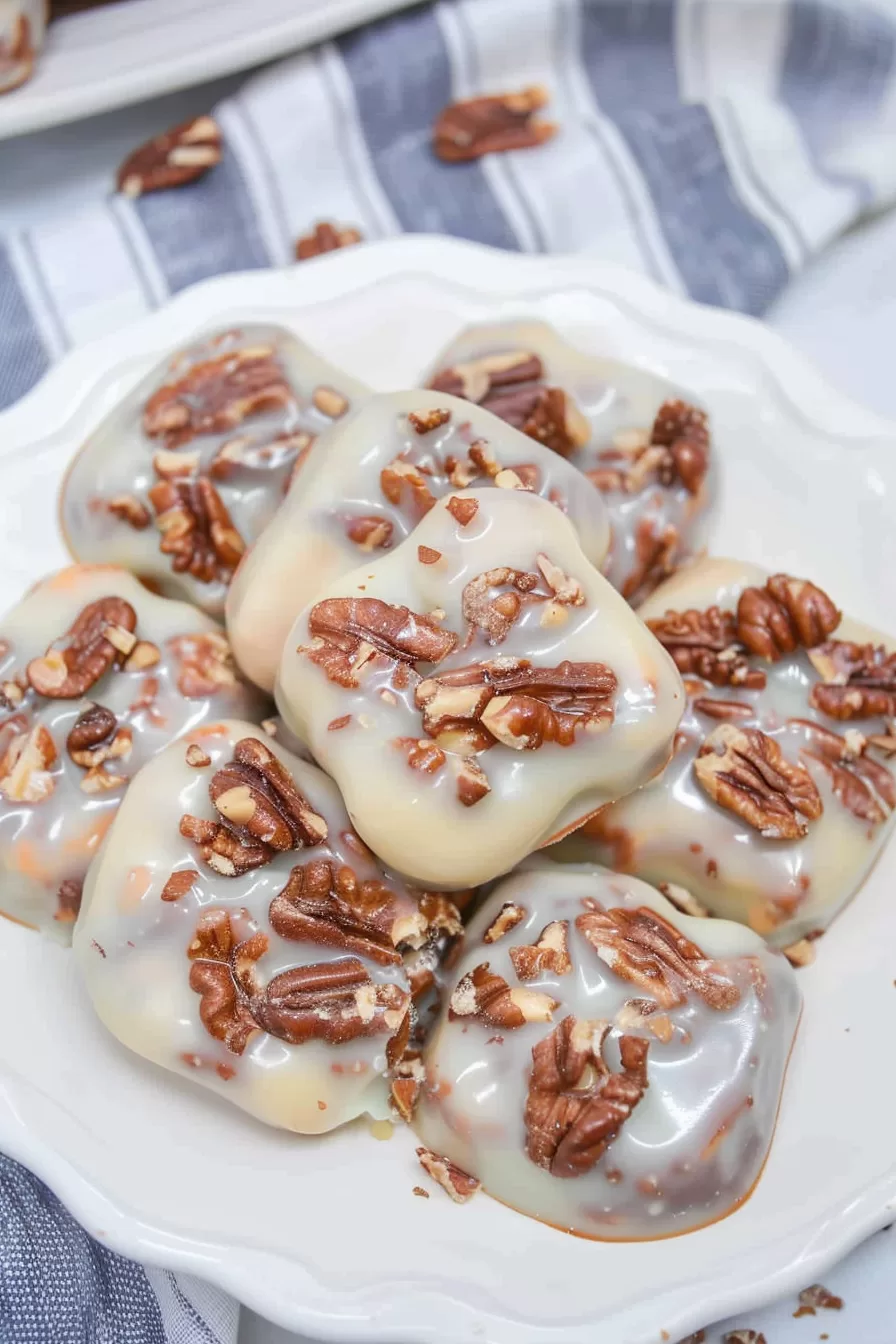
[433,85,557,162]
[576,901,740,1010]
[168,630,238,698]
[117,116,222,197]
[647,605,766,690]
[736,573,840,661]
[149,477,245,584]
[0,724,58,803]
[303,597,458,688]
[27,597,137,699]
[144,343,292,447]
[524,1016,649,1178]
[254,957,410,1048]
[416,1147,481,1202]
[510,920,572,980]
[448,962,557,1028]
[695,722,823,839]
[808,639,896,720]
[269,858,425,965]
[295,221,363,261]
[795,719,895,826]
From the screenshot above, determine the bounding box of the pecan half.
[433,86,556,162]
[415,1147,481,1202]
[736,574,840,661]
[808,639,896,720]
[794,719,895,826]
[647,606,766,690]
[448,962,557,1028]
[621,517,679,604]
[524,1016,649,1178]
[295,221,362,261]
[188,911,266,1054]
[649,398,710,496]
[269,859,424,966]
[168,630,238,698]
[576,901,740,1010]
[510,921,572,980]
[144,343,291,447]
[0,723,58,803]
[27,598,137,699]
[117,116,222,197]
[695,722,823,839]
[149,477,245,583]
[303,597,457,687]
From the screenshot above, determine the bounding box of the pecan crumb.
[722,1333,766,1344]
[415,1147,480,1202]
[118,116,222,197]
[433,86,557,162]
[161,869,199,902]
[783,938,816,968]
[482,901,526,943]
[185,743,211,768]
[412,1185,430,1199]
[295,221,362,261]
[408,408,450,434]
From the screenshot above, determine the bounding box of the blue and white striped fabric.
[0,1,895,1339]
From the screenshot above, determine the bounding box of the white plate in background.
[0,0,415,141]
[0,237,894,1344]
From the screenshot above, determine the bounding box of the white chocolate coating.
[74,720,453,1134]
[60,325,368,615]
[226,389,611,691]
[276,489,684,889]
[425,320,715,603]
[562,558,896,945]
[0,1,45,94]
[415,861,800,1240]
[0,567,266,939]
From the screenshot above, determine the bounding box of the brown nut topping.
[394,737,447,776]
[303,597,458,688]
[346,515,394,552]
[722,1334,767,1344]
[208,736,328,849]
[187,912,267,1053]
[180,814,272,877]
[794,719,895,826]
[117,115,222,197]
[737,574,840,661]
[510,921,572,980]
[168,630,238,698]
[647,606,766,690]
[657,882,710,919]
[461,566,549,644]
[649,398,711,495]
[295,221,362,261]
[621,517,679,604]
[524,1016,649,1178]
[695,722,823,839]
[408,408,451,435]
[418,546,442,566]
[0,724,58,803]
[380,458,437,520]
[808,639,896,720]
[482,901,527,943]
[415,1147,481,1202]
[431,351,542,406]
[185,743,211,768]
[453,754,492,807]
[449,962,557,1028]
[27,597,138,699]
[269,859,421,966]
[796,1284,843,1314]
[433,85,556,162]
[161,869,200,903]
[576,901,741,1010]
[390,1054,425,1122]
[56,878,83,924]
[106,494,152,530]
[446,495,479,526]
[144,343,291,448]
[149,477,245,584]
[66,704,117,762]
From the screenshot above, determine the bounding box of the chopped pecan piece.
[453,754,491,806]
[621,517,678,604]
[394,737,447,775]
[446,496,479,526]
[647,606,766,690]
[345,515,393,551]
[144,343,291,447]
[379,458,437,520]
[149,477,245,583]
[649,398,711,495]
[695,722,823,839]
[161,869,200,902]
[782,938,816,968]
[433,85,556,162]
[796,1284,843,1314]
[576,901,740,1010]
[27,597,137,699]
[56,879,83,924]
[180,814,272,877]
[808,639,896,720]
[390,1054,425,1122]
[657,882,709,919]
[510,921,572,980]
[415,1147,481,1202]
[524,1016,649,1178]
[615,998,674,1043]
[418,546,441,565]
[269,858,423,965]
[536,553,584,606]
[312,386,349,419]
[430,351,542,405]
[449,962,557,1028]
[521,387,590,458]
[125,641,161,672]
[304,597,457,687]
[207,736,328,853]
[482,902,526,943]
[168,630,238,698]
[295,221,362,261]
[117,115,222,197]
[152,447,201,480]
[185,743,211,768]
[408,408,451,435]
[106,494,151,529]
[461,566,543,643]
[736,574,840,661]
[187,911,266,1054]
[794,719,895,826]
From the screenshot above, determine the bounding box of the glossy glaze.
[227,389,612,691]
[416,861,800,1239]
[276,488,684,889]
[60,325,368,615]
[424,320,715,603]
[564,558,896,946]
[0,566,266,938]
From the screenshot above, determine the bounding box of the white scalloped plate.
[1,238,895,1344]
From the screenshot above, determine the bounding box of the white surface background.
[2,72,895,1344]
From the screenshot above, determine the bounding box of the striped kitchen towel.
[3,0,896,411]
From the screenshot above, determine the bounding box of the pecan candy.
[278,487,683,889]
[0,566,265,941]
[415,862,800,1239]
[433,85,557,162]
[74,718,458,1133]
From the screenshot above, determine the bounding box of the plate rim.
[1,235,895,1343]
